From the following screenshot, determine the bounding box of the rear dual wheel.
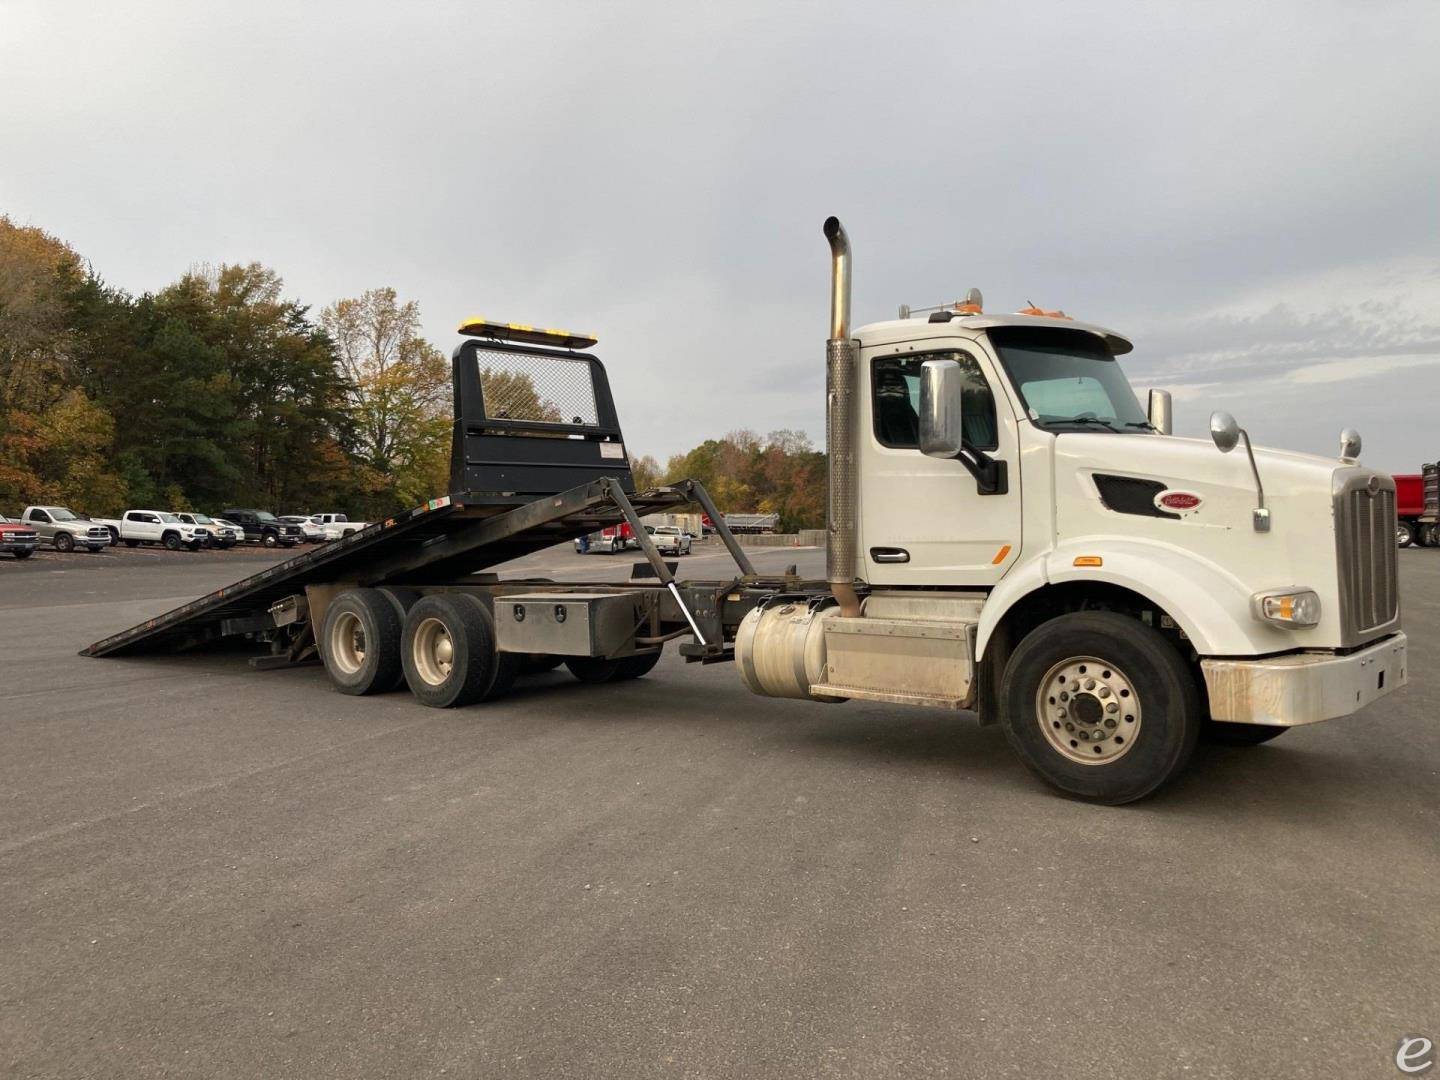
[401,594,519,708]
[564,650,662,684]
[321,588,405,695]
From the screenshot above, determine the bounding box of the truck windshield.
[256,512,278,523]
[190,514,214,524]
[51,508,79,521]
[989,327,1150,434]
[158,513,181,523]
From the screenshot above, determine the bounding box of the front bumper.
[1202,633,1407,727]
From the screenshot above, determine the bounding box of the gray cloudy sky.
[3,0,1438,470]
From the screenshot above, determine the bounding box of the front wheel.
[262,532,278,548]
[1397,521,1416,548]
[1203,721,1288,746]
[54,532,75,553]
[13,548,33,559]
[1000,611,1200,804]
[162,532,182,551]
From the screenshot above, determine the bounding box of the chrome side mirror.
[1210,410,1269,532]
[1147,389,1173,436]
[1210,410,1241,453]
[1339,428,1362,461]
[919,358,964,458]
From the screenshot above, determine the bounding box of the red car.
[0,515,40,559]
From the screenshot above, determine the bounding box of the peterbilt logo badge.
[1155,490,1203,514]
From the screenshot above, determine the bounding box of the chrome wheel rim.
[330,611,366,675]
[412,617,455,686]
[1037,656,1141,765]
[1397,525,1409,545]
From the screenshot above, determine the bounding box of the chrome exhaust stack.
[824,216,861,618]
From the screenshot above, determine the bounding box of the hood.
[1049,431,1390,651]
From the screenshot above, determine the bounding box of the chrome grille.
[1335,477,1398,642]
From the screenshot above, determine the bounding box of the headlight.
[1252,589,1321,629]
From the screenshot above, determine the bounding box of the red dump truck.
[1395,469,1437,547]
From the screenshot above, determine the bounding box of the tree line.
[0,216,451,519]
[630,428,826,533]
[0,215,826,530]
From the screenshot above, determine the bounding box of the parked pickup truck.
[0,515,40,558]
[308,513,369,541]
[280,516,327,543]
[221,508,302,547]
[647,524,692,556]
[174,512,241,548]
[91,510,208,551]
[19,506,112,552]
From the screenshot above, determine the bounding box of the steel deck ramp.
[82,481,693,658]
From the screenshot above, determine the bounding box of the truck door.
[858,341,1022,586]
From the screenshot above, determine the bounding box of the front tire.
[321,588,404,695]
[162,532,182,551]
[1202,721,1288,746]
[262,531,279,548]
[1000,612,1200,804]
[54,532,75,553]
[13,548,33,559]
[1397,521,1416,548]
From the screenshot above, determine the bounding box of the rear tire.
[565,656,626,683]
[401,594,518,707]
[1202,721,1289,746]
[54,532,74,553]
[615,649,662,680]
[1397,521,1415,548]
[1000,611,1200,804]
[321,588,405,695]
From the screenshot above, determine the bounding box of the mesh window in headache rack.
[473,348,599,426]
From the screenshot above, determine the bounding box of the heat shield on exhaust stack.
[824,216,861,617]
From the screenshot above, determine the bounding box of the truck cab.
[736,218,1405,802]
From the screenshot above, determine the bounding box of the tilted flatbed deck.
[82,480,706,657]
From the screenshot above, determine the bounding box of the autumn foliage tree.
[322,288,451,508]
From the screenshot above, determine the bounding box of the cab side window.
[872,351,998,451]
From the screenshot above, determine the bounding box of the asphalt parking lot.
[2,544,1437,1079]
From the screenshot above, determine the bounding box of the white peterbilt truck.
[86,218,1406,804]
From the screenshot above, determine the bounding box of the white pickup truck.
[19,506,113,552]
[90,510,208,551]
[308,513,369,541]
